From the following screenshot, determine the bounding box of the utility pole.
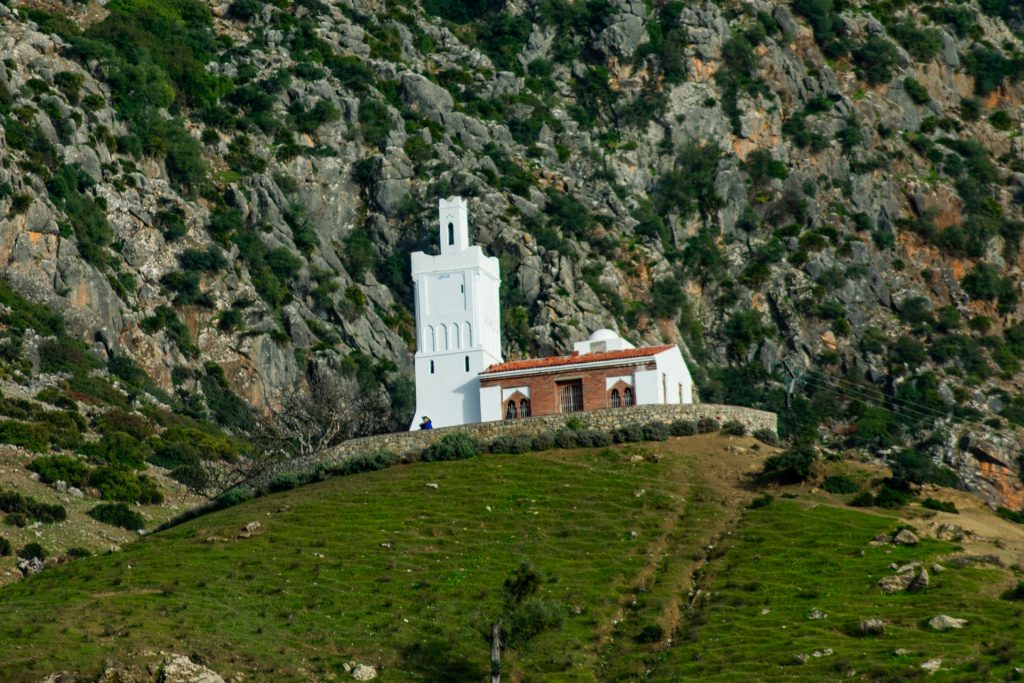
[490,620,502,683]
[781,360,799,409]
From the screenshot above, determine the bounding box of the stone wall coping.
[246,403,778,489]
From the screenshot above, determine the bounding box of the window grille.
[557,381,583,413]
[520,398,530,417]
[610,389,621,407]
[506,401,517,419]
[623,387,634,406]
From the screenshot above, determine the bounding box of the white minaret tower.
[409,197,503,429]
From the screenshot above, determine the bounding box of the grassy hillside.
[0,436,1020,682]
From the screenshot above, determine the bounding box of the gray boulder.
[928,614,967,631]
[859,618,885,635]
[892,528,919,546]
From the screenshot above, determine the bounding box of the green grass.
[654,500,1024,681]
[0,441,1018,682]
[0,443,722,681]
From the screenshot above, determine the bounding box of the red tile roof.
[480,345,675,375]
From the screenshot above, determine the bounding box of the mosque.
[409,197,694,430]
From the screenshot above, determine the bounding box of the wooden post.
[490,620,502,683]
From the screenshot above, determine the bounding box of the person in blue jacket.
[419,416,433,430]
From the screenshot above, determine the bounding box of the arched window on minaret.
[426,325,435,353]
[506,400,517,419]
[448,222,454,245]
[439,324,449,350]
[463,321,472,347]
[451,323,460,349]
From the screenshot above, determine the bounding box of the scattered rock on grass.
[928,615,967,631]
[425,482,439,489]
[860,618,885,635]
[878,574,913,593]
[908,567,930,592]
[808,608,827,620]
[920,658,942,673]
[892,529,919,546]
[351,663,377,680]
[161,654,225,683]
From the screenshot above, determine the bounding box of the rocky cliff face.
[1,0,1023,504]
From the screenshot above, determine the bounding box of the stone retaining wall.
[248,403,777,488]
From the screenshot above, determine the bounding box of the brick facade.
[480,362,655,418]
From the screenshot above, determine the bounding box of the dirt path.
[594,435,775,676]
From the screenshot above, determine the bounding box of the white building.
[409,197,503,429]
[409,198,694,429]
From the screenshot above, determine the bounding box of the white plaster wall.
[654,347,694,404]
[634,369,661,405]
[479,385,502,423]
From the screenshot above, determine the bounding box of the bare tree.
[204,366,394,490]
[255,366,392,460]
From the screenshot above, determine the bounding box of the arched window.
[451,323,460,349]
[439,324,448,350]
[506,400,517,420]
[623,387,634,406]
[464,321,473,347]
[426,325,435,353]
[610,388,621,407]
[448,222,454,245]
[520,398,530,417]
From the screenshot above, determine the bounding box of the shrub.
[889,450,959,489]
[0,491,67,523]
[554,429,580,449]
[904,78,931,104]
[0,419,51,453]
[66,547,91,558]
[748,493,774,509]
[1002,581,1024,601]
[18,541,46,560]
[762,445,815,483]
[921,498,958,513]
[822,474,859,494]
[89,467,163,504]
[849,491,875,507]
[670,420,697,436]
[95,409,154,440]
[491,435,522,454]
[330,450,399,476]
[752,428,779,446]
[873,486,912,509]
[504,597,564,648]
[697,417,720,434]
[531,432,555,451]
[720,420,747,436]
[642,422,671,441]
[578,430,612,448]
[267,473,301,492]
[852,36,900,85]
[88,503,145,530]
[996,507,1024,524]
[614,424,645,444]
[423,432,478,461]
[0,536,10,555]
[79,432,150,469]
[27,455,91,487]
[635,624,665,644]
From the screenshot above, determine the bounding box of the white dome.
[589,328,620,342]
